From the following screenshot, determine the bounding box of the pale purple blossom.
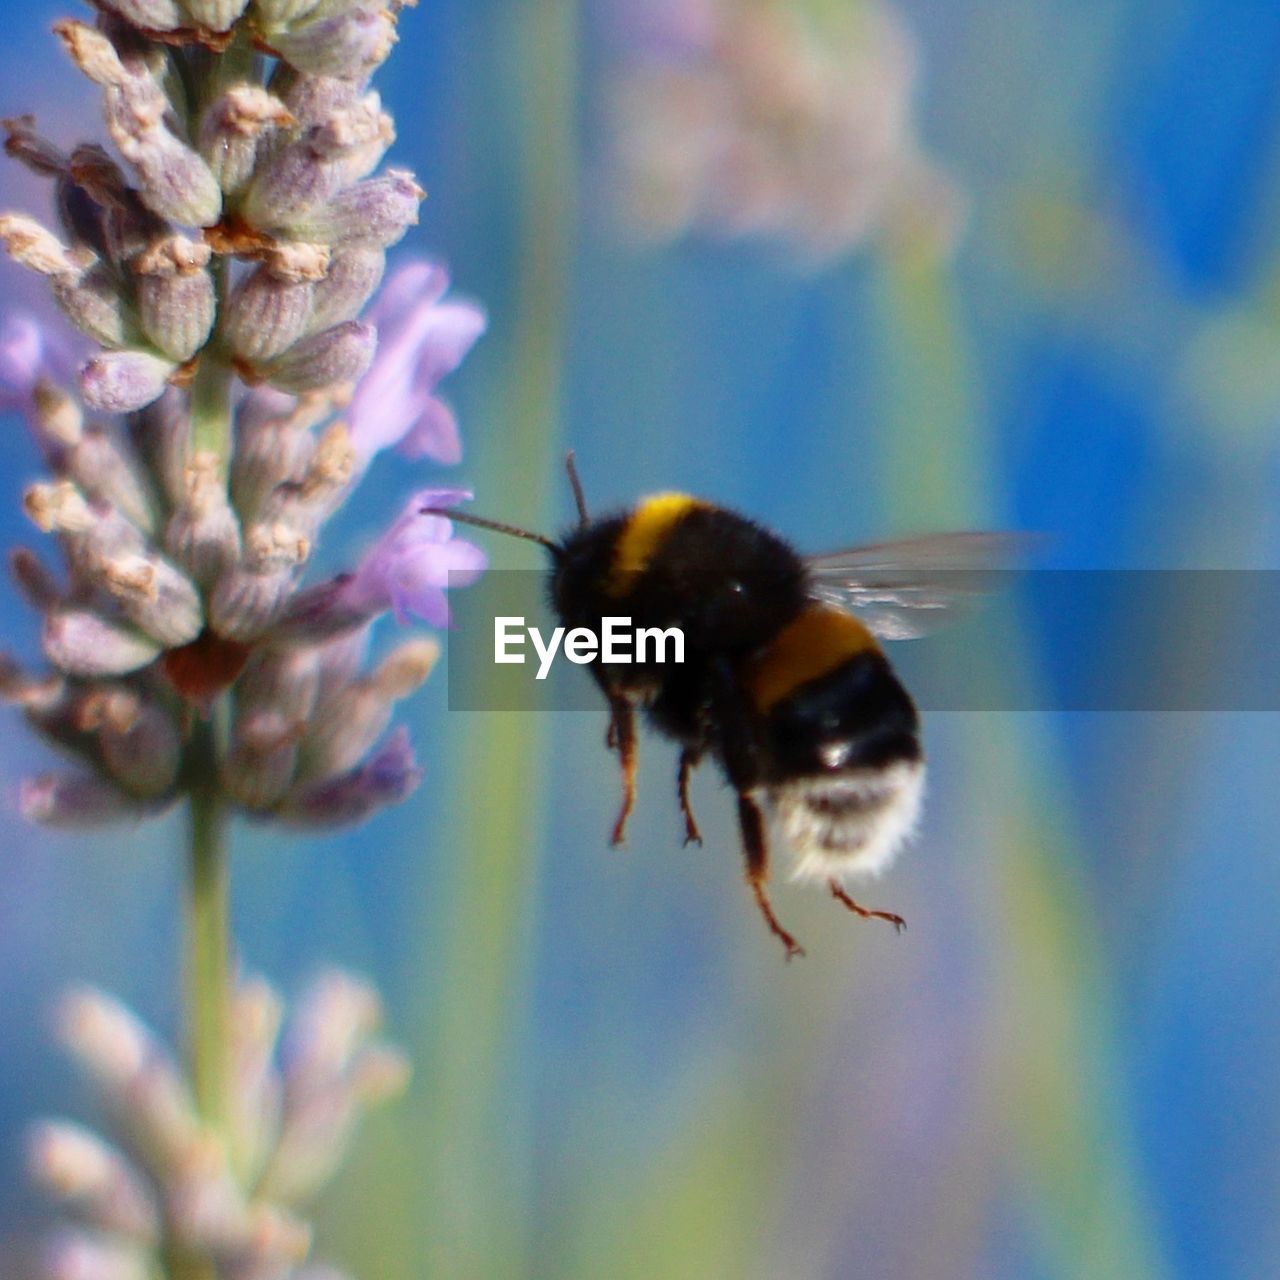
[281,727,422,828]
[0,314,76,418]
[346,262,487,467]
[339,488,486,627]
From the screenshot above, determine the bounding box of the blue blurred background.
[3,1,1280,1277]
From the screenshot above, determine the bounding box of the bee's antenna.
[565,451,589,529]
[420,507,561,555]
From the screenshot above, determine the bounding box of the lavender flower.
[0,4,485,831]
[612,0,965,261]
[1,5,486,1275]
[29,975,407,1280]
[347,262,488,467]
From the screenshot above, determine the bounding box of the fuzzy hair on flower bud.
[0,213,88,276]
[131,236,216,363]
[183,0,250,32]
[97,0,185,31]
[80,350,175,413]
[271,8,399,82]
[260,320,376,393]
[222,259,322,364]
[199,84,296,196]
[290,169,425,247]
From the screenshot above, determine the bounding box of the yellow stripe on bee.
[607,493,708,595]
[747,606,881,713]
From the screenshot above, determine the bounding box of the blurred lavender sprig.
[612,0,965,262]
[30,973,408,1280]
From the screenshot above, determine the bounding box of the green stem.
[186,727,231,1135]
[189,262,233,474]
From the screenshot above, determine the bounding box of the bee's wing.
[805,531,1033,640]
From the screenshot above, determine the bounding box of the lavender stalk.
[0,2,490,1274]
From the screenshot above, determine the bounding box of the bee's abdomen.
[747,604,921,778]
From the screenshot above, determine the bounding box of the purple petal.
[0,313,78,415]
[397,396,462,465]
[367,260,450,326]
[340,489,486,625]
[346,259,486,463]
[281,727,423,829]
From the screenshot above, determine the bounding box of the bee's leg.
[828,881,906,933]
[738,791,804,961]
[677,747,704,847]
[705,655,804,960]
[605,694,637,846]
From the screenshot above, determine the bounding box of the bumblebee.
[433,456,1013,958]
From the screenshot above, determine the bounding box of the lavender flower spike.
[347,262,488,467]
[1,0,487,1269]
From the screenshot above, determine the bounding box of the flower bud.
[105,77,223,227]
[277,71,360,128]
[183,0,250,31]
[56,988,203,1173]
[41,1229,152,1280]
[255,0,326,26]
[322,91,396,186]
[10,548,65,613]
[199,84,294,196]
[229,389,318,522]
[223,251,328,363]
[279,727,421,829]
[273,8,397,82]
[229,977,285,1184]
[79,687,182,798]
[2,114,67,177]
[128,388,191,510]
[27,1122,160,1243]
[307,244,384,331]
[43,610,161,677]
[243,98,393,230]
[53,262,137,349]
[0,213,88,275]
[293,170,424,247]
[21,772,159,827]
[52,21,130,89]
[81,350,175,413]
[298,638,436,779]
[132,235,216,362]
[165,451,243,586]
[61,423,161,537]
[94,549,203,649]
[223,709,300,811]
[31,379,85,449]
[62,146,167,266]
[24,479,94,536]
[260,320,376,393]
[294,420,356,506]
[98,0,185,31]
[208,524,309,640]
